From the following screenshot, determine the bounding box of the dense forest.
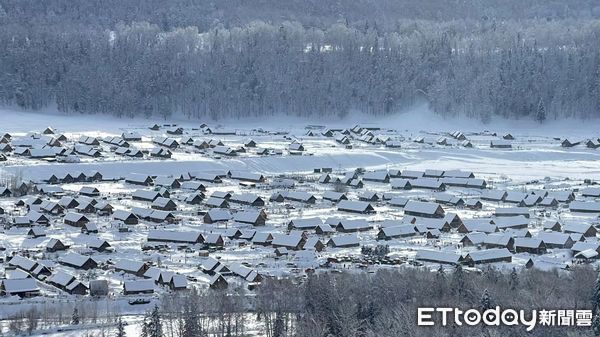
[3,266,598,336]
[1,1,600,121]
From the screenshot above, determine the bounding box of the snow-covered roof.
[284,191,316,202]
[461,219,497,233]
[206,209,232,221]
[329,234,360,247]
[514,237,544,249]
[581,187,600,197]
[572,241,600,253]
[124,280,154,293]
[59,253,94,267]
[2,278,39,294]
[462,232,488,245]
[415,250,461,264]
[536,232,571,245]
[147,230,202,243]
[481,190,507,201]
[380,225,416,237]
[271,234,303,248]
[492,215,529,229]
[337,200,374,213]
[400,170,424,179]
[322,191,346,201]
[363,170,390,181]
[114,259,146,273]
[289,217,323,229]
[47,270,75,287]
[570,201,600,212]
[338,219,371,231]
[8,256,37,271]
[233,210,264,224]
[563,222,595,234]
[466,248,512,262]
[229,171,264,181]
[504,191,527,203]
[404,200,443,215]
[113,210,137,221]
[132,189,161,201]
[64,212,88,222]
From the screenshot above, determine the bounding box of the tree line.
[6,265,597,336]
[2,0,600,32]
[1,5,600,121]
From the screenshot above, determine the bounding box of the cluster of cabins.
[1,252,195,297]
[561,138,600,149]
[1,123,265,162]
[3,128,600,297]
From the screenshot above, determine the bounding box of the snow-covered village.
[0,109,597,336]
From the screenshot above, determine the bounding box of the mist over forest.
[1,0,600,121]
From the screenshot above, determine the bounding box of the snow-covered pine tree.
[140,316,149,337]
[273,311,285,337]
[536,98,547,124]
[451,264,465,296]
[593,272,600,314]
[593,311,600,336]
[509,267,519,291]
[183,299,202,337]
[115,317,126,337]
[479,289,493,311]
[149,304,163,337]
[71,308,80,325]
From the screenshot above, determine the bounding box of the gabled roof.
[229,193,263,204]
[114,259,146,273]
[492,215,529,229]
[47,270,76,287]
[537,232,572,245]
[132,189,161,201]
[570,201,600,212]
[205,208,232,221]
[563,222,595,234]
[461,232,488,245]
[64,212,88,223]
[460,219,497,233]
[494,207,530,217]
[328,234,360,247]
[2,278,39,294]
[363,170,390,181]
[288,217,323,229]
[322,191,347,201]
[59,253,95,268]
[233,210,265,224]
[415,250,461,264]
[404,200,443,215]
[481,190,507,201]
[338,219,371,231]
[8,255,37,271]
[380,225,416,237]
[337,200,374,213]
[271,234,303,248]
[466,248,512,262]
[504,191,527,203]
[284,191,316,202]
[229,171,264,182]
[147,230,202,243]
[514,237,544,249]
[113,210,137,221]
[124,280,154,293]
